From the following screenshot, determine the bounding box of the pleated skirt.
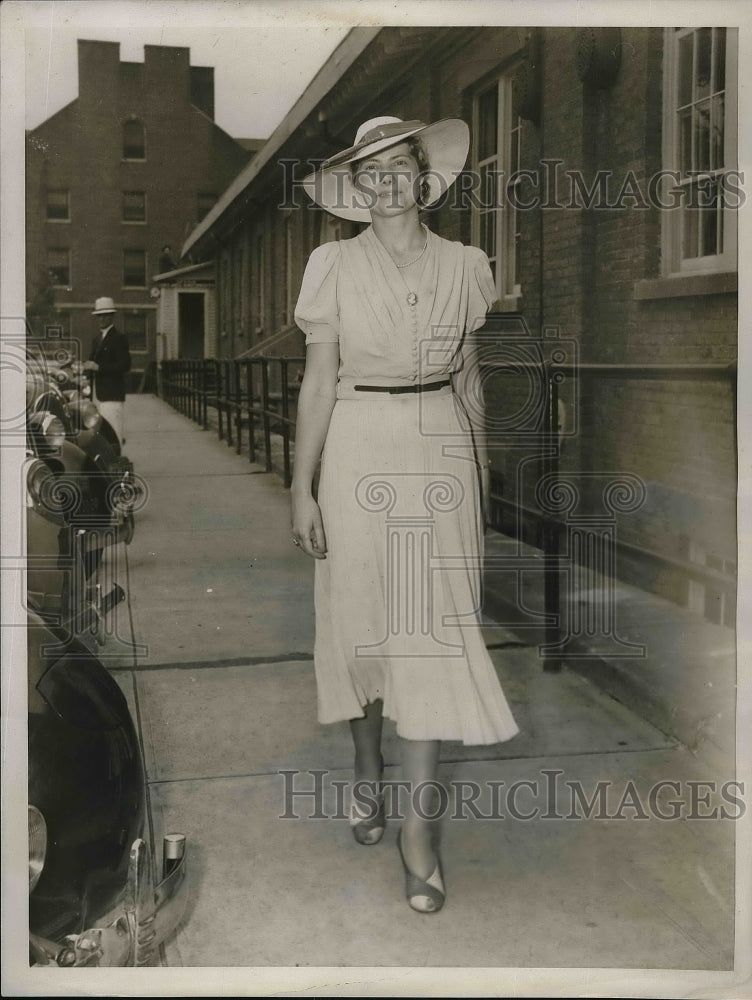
[313,385,520,745]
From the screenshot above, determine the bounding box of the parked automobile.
[28,611,188,967]
[26,346,140,610]
[26,342,132,471]
[25,348,188,967]
[33,344,124,459]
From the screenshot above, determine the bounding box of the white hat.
[92,296,117,315]
[302,116,470,222]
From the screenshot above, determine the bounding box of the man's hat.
[302,116,470,222]
[92,296,117,315]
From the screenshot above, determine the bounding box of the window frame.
[122,118,146,161]
[122,311,148,353]
[283,214,294,327]
[661,26,738,277]
[471,75,522,310]
[47,248,71,288]
[122,190,147,224]
[46,189,70,223]
[255,233,265,335]
[122,249,147,289]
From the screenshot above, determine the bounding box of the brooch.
[406,292,418,307]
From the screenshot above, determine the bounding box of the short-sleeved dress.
[295,224,519,746]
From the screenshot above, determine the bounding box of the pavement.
[101,393,739,977]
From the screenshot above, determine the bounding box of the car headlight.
[69,398,101,430]
[26,458,55,508]
[29,412,67,449]
[79,400,100,429]
[28,805,47,892]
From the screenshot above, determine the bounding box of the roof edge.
[181,26,381,257]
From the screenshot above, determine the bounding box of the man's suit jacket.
[89,326,132,402]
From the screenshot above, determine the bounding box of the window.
[46,190,69,221]
[47,248,70,287]
[662,27,738,275]
[123,312,147,352]
[197,192,216,222]
[123,119,145,160]
[122,191,146,223]
[283,215,293,326]
[123,249,147,287]
[471,77,521,307]
[233,239,245,337]
[255,233,265,333]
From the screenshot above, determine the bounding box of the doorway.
[178,292,205,358]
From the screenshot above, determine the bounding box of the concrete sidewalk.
[108,394,736,972]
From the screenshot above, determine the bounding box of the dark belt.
[352,379,452,395]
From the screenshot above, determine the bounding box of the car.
[26,346,139,634]
[27,612,188,967]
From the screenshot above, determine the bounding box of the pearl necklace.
[393,227,428,268]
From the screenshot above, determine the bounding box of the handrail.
[160,357,304,487]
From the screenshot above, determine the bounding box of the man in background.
[83,296,132,445]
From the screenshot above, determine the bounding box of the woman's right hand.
[291,491,328,559]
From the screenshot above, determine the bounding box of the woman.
[291,116,519,914]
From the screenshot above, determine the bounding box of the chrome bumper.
[30,833,188,967]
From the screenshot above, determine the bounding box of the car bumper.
[30,834,188,967]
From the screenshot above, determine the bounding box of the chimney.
[190,66,215,120]
[77,40,120,113]
[144,45,190,112]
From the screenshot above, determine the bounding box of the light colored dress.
[295,225,519,745]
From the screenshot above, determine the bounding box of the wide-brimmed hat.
[92,296,117,315]
[303,116,470,222]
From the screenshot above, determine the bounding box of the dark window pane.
[123,120,145,159]
[714,28,726,94]
[123,250,146,287]
[47,249,70,286]
[123,312,147,351]
[477,86,498,162]
[122,191,146,222]
[480,163,498,208]
[678,32,694,107]
[711,94,725,171]
[695,100,711,172]
[46,190,69,220]
[696,27,712,101]
[679,108,693,174]
[682,183,700,259]
[698,179,720,256]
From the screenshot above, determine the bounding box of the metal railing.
[160,357,304,487]
[482,358,737,664]
[159,354,737,668]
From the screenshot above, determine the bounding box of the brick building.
[181,26,738,620]
[26,39,253,388]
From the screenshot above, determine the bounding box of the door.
[178,292,205,358]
